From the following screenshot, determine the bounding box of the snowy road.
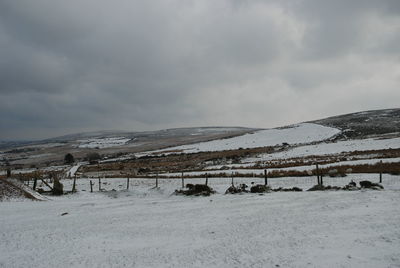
[66,163,84,177]
[1,180,400,268]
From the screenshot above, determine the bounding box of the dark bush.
[64,153,75,164]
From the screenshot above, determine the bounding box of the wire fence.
[46,173,400,194]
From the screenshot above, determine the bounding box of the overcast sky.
[0,0,399,140]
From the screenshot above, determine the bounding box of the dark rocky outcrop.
[225,184,249,194]
[175,184,216,196]
[307,184,341,191]
[307,184,326,191]
[250,184,271,193]
[342,180,359,191]
[273,187,303,192]
[307,180,384,191]
[359,180,384,190]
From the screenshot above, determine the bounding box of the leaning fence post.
[264,169,268,185]
[90,180,93,193]
[379,160,383,183]
[33,178,37,190]
[181,172,184,188]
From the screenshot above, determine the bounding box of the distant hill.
[1,108,399,167]
[310,108,400,139]
[45,127,256,143]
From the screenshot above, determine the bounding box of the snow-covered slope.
[151,123,341,154]
[247,137,400,161]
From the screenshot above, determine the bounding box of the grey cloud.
[295,0,400,59]
[0,0,399,140]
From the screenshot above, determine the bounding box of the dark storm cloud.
[0,0,399,140]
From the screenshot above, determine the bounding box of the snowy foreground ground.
[1,175,400,268]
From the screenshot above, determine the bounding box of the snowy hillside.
[150,123,341,154]
[312,108,400,138]
[245,136,400,162]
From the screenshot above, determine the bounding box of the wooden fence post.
[264,169,268,185]
[90,180,93,193]
[231,174,234,186]
[156,173,158,188]
[181,172,184,188]
[98,177,101,191]
[205,173,208,186]
[127,176,130,190]
[379,160,383,183]
[72,175,77,192]
[316,164,320,185]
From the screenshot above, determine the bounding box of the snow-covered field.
[1,175,400,268]
[145,123,340,155]
[77,137,131,149]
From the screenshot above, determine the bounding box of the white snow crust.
[1,175,400,267]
